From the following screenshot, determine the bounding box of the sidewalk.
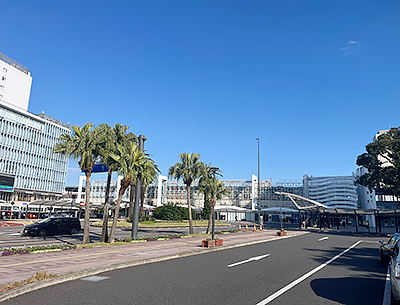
[0,229,307,298]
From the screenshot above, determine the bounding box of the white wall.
[0,57,32,111]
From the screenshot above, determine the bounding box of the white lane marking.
[383,265,391,305]
[228,254,270,268]
[256,240,362,305]
[9,233,21,236]
[81,276,110,282]
[318,237,329,242]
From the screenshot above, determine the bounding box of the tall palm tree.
[169,153,203,234]
[108,141,158,242]
[199,170,230,234]
[139,159,159,217]
[54,123,102,244]
[97,123,135,242]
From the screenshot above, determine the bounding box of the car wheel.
[70,228,77,235]
[38,229,46,237]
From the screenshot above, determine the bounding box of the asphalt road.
[1,232,388,305]
[0,223,235,248]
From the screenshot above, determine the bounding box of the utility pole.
[131,135,146,239]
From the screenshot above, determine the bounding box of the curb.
[0,231,309,302]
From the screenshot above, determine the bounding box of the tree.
[139,159,158,218]
[108,141,158,242]
[356,127,400,199]
[54,123,102,244]
[198,165,230,234]
[169,153,203,234]
[97,123,136,242]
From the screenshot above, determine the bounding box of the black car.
[379,233,400,263]
[23,217,81,236]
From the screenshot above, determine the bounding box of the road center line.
[256,240,362,305]
[318,236,329,242]
[228,254,270,268]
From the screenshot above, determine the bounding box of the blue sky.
[1,1,399,185]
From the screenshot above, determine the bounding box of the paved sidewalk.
[0,229,307,289]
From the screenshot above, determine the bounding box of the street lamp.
[209,167,221,240]
[132,135,147,240]
[256,138,261,225]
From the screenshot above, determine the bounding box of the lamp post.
[132,135,147,240]
[256,138,261,225]
[209,167,220,240]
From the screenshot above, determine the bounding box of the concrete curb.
[0,231,309,303]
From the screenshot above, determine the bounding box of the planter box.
[202,240,215,248]
[215,239,223,246]
[276,231,287,236]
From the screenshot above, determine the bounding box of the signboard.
[0,175,14,192]
[81,163,109,173]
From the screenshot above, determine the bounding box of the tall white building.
[0,52,70,205]
[303,175,358,209]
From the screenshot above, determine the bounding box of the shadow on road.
[310,276,384,305]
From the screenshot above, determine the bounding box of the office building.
[303,175,358,209]
[0,52,71,206]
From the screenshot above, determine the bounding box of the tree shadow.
[310,276,384,305]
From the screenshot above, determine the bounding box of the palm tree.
[198,166,230,234]
[139,159,159,218]
[108,141,158,242]
[97,123,135,242]
[169,153,203,234]
[54,123,102,244]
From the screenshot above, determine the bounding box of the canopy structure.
[214,205,248,211]
[260,207,298,213]
[275,192,329,210]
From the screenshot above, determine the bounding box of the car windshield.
[37,218,52,224]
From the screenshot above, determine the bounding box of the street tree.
[108,141,158,242]
[356,127,400,199]
[198,165,230,234]
[54,123,102,244]
[97,123,136,242]
[169,153,204,234]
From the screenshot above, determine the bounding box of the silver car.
[390,245,400,303]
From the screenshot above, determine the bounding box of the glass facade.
[0,104,70,198]
[303,175,358,209]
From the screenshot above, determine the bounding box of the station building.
[0,52,70,218]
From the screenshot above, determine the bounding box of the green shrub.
[153,204,191,221]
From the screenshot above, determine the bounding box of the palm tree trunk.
[83,171,92,244]
[109,184,128,243]
[101,168,112,242]
[140,186,146,219]
[128,184,135,219]
[186,184,194,234]
[206,198,213,234]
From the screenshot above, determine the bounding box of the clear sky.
[1,1,399,185]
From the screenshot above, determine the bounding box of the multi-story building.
[303,175,358,209]
[142,177,303,210]
[0,52,70,208]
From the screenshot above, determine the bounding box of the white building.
[0,52,71,208]
[303,175,358,209]
[0,53,32,112]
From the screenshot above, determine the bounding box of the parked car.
[23,217,81,236]
[379,233,400,263]
[389,245,400,304]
